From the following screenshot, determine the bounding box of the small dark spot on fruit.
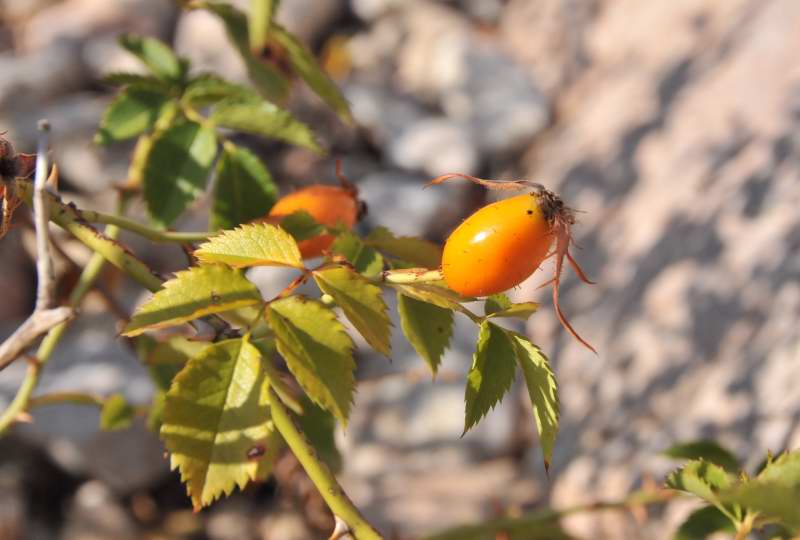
[526,210,533,215]
[247,445,266,460]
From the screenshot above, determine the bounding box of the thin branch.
[33,120,55,308]
[0,307,73,371]
[0,121,75,372]
[268,388,384,540]
[81,210,212,243]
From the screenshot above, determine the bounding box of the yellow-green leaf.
[391,281,471,310]
[365,226,442,268]
[119,33,183,82]
[397,292,453,376]
[331,231,384,277]
[313,266,391,356]
[202,2,289,102]
[122,265,262,337]
[484,293,539,320]
[195,223,303,269]
[95,87,170,145]
[267,296,355,424]
[270,24,352,123]
[211,97,322,153]
[161,336,280,509]
[211,143,279,230]
[463,322,517,434]
[510,332,559,470]
[100,394,135,431]
[143,120,218,228]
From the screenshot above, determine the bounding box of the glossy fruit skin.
[268,185,358,258]
[442,193,553,297]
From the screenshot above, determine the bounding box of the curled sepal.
[426,172,544,192]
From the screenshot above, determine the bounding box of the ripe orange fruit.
[442,193,551,297]
[268,184,359,258]
[432,173,595,353]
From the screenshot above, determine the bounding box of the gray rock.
[276,0,346,44]
[62,481,139,540]
[388,117,479,176]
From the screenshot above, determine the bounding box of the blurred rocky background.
[1,0,799,538]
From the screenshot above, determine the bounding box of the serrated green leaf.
[267,296,355,424]
[161,336,280,509]
[248,0,277,54]
[195,223,303,269]
[721,450,800,530]
[365,226,442,268]
[397,293,453,376]
[100,394,135,431]
[313,266,391,356]
[182,74,258,107]
[270,25,351,123]
[202,2,289,102]
[510,333,559,470]
[143,336,211,367]
[483,293,539,320]
[724,483,800,530]
[211,97,322,153]
[278,210,325,242]
[119,34,183,82]
[673,506,736,540]
[463,322,517,434]
[95,87,171,145]
[143,120,218,227]
[211,144,278,230]
[123,265,262,337]
[667,460,740,525]
[663,440,740,472]
[331,231,384,277]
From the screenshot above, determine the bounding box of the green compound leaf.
[267,296,355,424]
[510,332,559,471]
[118,34,184,82]
[122,265,262,337]
[277,210,325,242]
[142,336,210,367]
[202,2,289,102]
[182,74,258,108]
[195,223,303,269]
[663,440,740,472]
[331,231,384,277]
[722,450,800,530]
[484,293,539,320]
[672,506,736,540]
[667,460,741,525]
[143,120,218,228]
[100,394,136,431]
[95,87,170,145]
[313,266,391,356]
[463,322,517,435]
[161,336,280,509]
[211,97,322,153]
[296,395,342,473]
[365,226,442,269]
[211,143,279,230]
[270,24,352,123]
[397,292,453,377]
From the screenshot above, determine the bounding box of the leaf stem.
[267,387,383,540]
[84,210,212,243]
